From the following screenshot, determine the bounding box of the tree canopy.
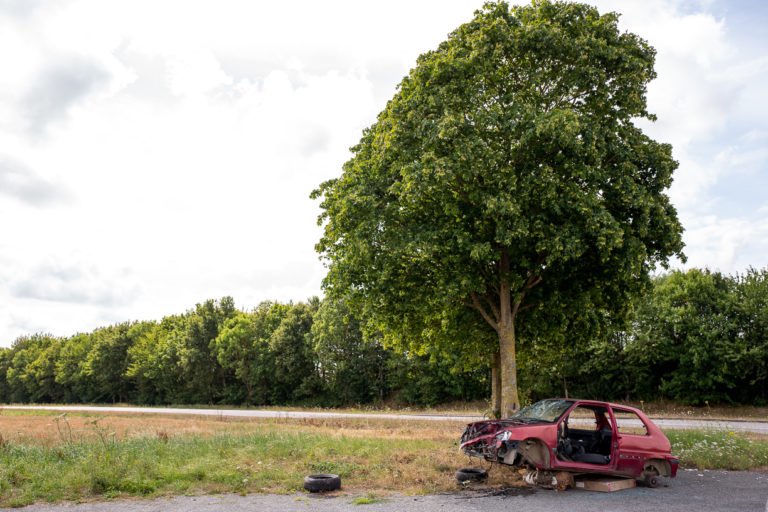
[313,0,684,416]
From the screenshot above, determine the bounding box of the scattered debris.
[456,486,536,499]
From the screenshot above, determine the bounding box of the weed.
[53,414,74,444]
[352,494,382,505]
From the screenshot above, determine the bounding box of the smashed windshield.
[509,399,574,423]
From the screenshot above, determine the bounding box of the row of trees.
[0,297,485,407]
[521,267,768,405]
[1,267,766,407]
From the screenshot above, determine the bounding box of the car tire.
[455,467,488,483]
[304,474,342,492]
[644,474,660,488]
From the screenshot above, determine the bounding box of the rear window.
[613,409,649,435]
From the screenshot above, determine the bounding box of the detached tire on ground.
[455,467,488,483]
[304,474,342,492]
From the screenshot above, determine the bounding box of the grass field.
[0,410,766,508]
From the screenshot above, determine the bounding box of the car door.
[553,403,616,472]
[611,406,652,477]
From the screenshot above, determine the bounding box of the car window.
[565,406,604,431]
[613,409,649,435]
[511,399,573,423]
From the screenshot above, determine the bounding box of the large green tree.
[313,0,684,417]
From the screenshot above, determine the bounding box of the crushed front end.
[460,420,522,465]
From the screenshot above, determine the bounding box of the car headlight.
[496,431,512,442]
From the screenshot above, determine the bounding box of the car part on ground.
[455,467,489,483]
[523,469,575,491]
[303,474,342,492]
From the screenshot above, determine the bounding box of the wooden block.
[574,477,636,492]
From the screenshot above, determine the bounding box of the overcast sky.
[1,0,766,345]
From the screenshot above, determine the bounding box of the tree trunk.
[490,349,501,418]
[498,256,520,418]
[499,321,520,418]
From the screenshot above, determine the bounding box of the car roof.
[545,398,644,414]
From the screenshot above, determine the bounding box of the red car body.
[460,399,678,484]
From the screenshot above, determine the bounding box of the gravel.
[10,470,768,512]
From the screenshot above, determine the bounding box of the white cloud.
[166,50,233,97]
[681,215,768,272]
[10,260,139,306]
[594,0,768,275]
[0,154,70,205]
[0,0,766,343]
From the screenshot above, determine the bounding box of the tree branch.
[482,293,501,324]
[524,274,543,291]
[470,292,499,332]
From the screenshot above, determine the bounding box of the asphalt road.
[4,404,768,434]
[10,470,768,512]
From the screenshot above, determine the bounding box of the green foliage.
[269,301,322,404]
[732,268,768,402]
[178,297,237,403]
[631,270,740,403]
[4,334,62,403]
[518,268,768,405]
[311,298,388,405]
[83,323,146,403]
[212,303,287,405]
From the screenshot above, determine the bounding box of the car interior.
[556,405,613,465]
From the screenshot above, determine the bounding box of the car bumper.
[667,456,679,477]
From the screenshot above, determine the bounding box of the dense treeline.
[0,297,486,407]
[521,267,768,405]
[1,267,766,407]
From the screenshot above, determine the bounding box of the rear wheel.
[644,474,659,488]
[642,466,661,488]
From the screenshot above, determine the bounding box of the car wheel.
[644,474,660,488]
[455,467,488,483]
[304,474,341,492]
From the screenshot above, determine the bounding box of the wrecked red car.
[460,399,678,486]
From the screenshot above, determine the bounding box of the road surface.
[9,470,768,512]
[3,404,768,434]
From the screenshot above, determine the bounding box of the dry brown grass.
[0,411,471,447]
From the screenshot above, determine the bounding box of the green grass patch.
[0,426,460,507]
[667,430,768,470]
[351,493,383,505]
